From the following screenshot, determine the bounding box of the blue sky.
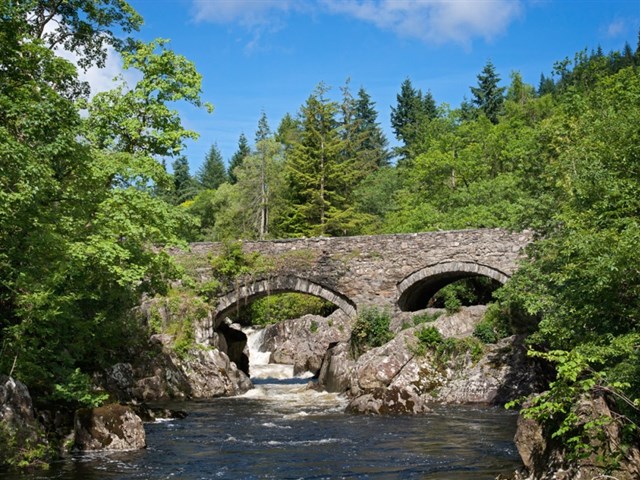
[113,0,640,173]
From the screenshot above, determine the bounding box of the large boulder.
[317,342,354,393]
[317,311,546,415]
[513,393,640,480]
[100,342,251,402]
[74,404,145,451]
[0,376,50,467]
[262,310,352,375]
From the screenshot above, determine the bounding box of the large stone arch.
[213,275,357,326]
[396,261,510,312]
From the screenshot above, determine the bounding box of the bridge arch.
[396,261,510,312]
[213,275,357,325]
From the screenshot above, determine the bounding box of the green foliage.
[473,303,513,344]
[412,310,442,326]
[234,293,335,327]
[0,2,204,405]
[0,422,52,470]
[350,307,394,358]
[51,369,109,408]
[310,320,319,333]
[209,240,271,283]
[197,143,227,190]
[412,326,485,363]
[415,326,443,348]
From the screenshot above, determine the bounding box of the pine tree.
[172,156,199,204]
[355,87,390,168]
[283,83,352,237]
[470,60,506,124]
[390,78,421,144]
[228,133,250,184]
[391,78,438,161]
[254,112,272,239]
[538,73,556,96]
[255,111,271,143]
[197,143,227,190]
[275,113,300,154]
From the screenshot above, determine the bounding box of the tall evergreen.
[283,83,352,236]
[470,60,506,124]
[355,87,390,168]
[197,143,227,190]
[255,111,271,143]
[391,78,438,161]
[390,78,421,144]
[172,156,199,204]
[275,113,301,153]
[228,133,250,184]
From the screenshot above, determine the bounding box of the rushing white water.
[241,327,347,413]
[244,327,295,379]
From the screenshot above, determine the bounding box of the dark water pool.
[7,380,522,480]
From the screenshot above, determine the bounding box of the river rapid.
[9,328,523,479]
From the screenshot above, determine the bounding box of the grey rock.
[74,404,145,451]
[0,375,50,465]
[262,310,351,375]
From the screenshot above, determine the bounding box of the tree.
[0,2,199,410]
[254,113,273,239]
[390,78,438,161]
[10,0,143,69]
[85,38,213,158]
[282,83,355,236]
[227,133,250,184]
[470,60,506,124]
[275,112,301,153]
[255,111,271,143]
[170,156,198,204]
[197,143,227,190]
[354,87,390,168]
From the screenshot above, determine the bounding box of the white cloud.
[605,19,626,38]
[54,45,139,97]
[321,0,523,46]
[191,0,523,47]
[191,0,299,27]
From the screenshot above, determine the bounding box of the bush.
[412,311,442,325]
[350,307,393,357]
[415,326,443,348]
[473,303,512,343]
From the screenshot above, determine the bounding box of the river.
[8,328,522,479]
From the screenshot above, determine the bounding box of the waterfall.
[243,327,295,380]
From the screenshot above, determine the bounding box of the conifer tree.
[228,133,250,184]
[355,87,390,168]
[471,60,506,124]
[283,83,353,236]
[275,113,300,152]
[172,156,199,204]
[197,143,227,190]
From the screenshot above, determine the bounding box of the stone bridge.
[175,229,532,340]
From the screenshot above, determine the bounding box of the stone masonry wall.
[173,229,532,341]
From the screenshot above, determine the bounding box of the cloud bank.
[191,0,524,46]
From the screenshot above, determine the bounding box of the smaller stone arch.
[397,261,510,312]
[213,275,357,326]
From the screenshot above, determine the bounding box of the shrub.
[415,326,443,348]
[350,307,393,357]
[412,311,442,325]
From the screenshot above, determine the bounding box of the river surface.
[9,329,523,479]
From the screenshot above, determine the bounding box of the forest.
[1,0,639,470]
